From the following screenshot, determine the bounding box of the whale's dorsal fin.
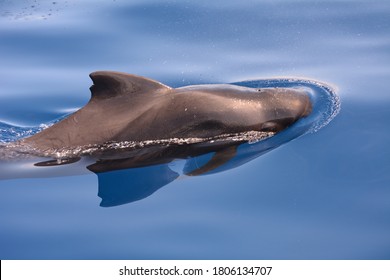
[89,71,171,100]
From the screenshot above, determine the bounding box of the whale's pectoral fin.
[185,146,238,176]
[34,157,81,167]
[89,71,171,100]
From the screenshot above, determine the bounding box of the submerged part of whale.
[18,71,312,157]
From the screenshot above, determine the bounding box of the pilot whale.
[19,71,312,155]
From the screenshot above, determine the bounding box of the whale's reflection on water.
[0,78,339,207]
[93,125,308,207]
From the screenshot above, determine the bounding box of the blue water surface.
[0,0,389,259]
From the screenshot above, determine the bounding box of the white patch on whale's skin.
[168,159,187,176]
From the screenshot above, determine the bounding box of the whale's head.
[252,87,312,132]
[174,84,312,137]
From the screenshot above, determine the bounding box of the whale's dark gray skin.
[20,71,312,154]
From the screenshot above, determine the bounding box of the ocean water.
[0,0,389,259]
